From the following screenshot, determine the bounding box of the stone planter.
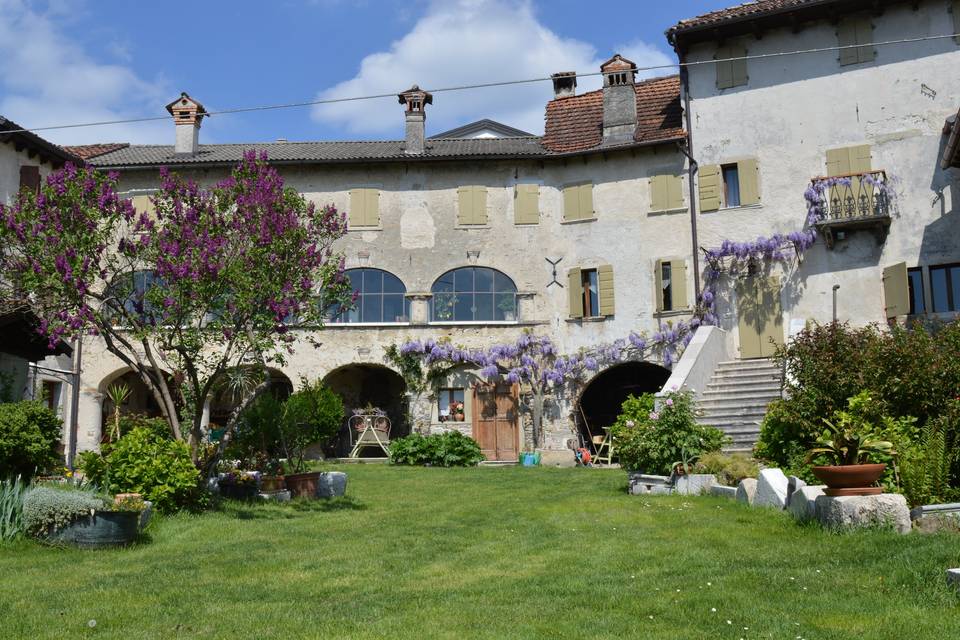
[285,471,322,499]
[260,476,286,493]
[46,510,140,549]
[219,483,258,501]
[317,472,348,498]
[811,464,885,496]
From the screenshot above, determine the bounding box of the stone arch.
[207,367,294,432]
[574,361,671,449]
[322,363,408,457]
[97,367,170,441]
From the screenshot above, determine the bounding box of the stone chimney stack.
[165,92,207,156]
[551,72,577,99]
[398,85,433,155]
[600,54,637,144]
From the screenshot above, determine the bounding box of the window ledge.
[454,224,491,230]
[514,221,540,226]
[705,203,763,214]
[347,226,383,232]
[428,320,520,327]
[565,315,609,323]
[325,322,410,328]
[649,207,688,216]
[560,217,597,225]
[654,308,692,318]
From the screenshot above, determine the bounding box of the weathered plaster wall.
[0,141,56,206]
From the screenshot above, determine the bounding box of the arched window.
[106,270,161,323]
[431,267,517,322]
[330,268,409,323]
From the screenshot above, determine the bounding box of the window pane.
[363,269,382,294]
[345,305,360,323]
[931,267,949,313]
[587,270,599,317]
[474,293,494,320]
[907,268,924,315]
[494,270,516,293]
[454,293,474,320]
[361,294,382,322]
[382,272,404,294]
[951,267,960,313]
[661,262,673,311]
[434,272,454,293]
[495,293,516,320]
[383,294,405,322]
[475,268,494,292]
[433,292,457,320]
[723,165,740,207]
[454,268,474,292]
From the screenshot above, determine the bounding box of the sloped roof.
[541,75,684,153]
[668,0,818,35]
[63,143,130,160]
[0,116,81,167]
[429,119,534,139]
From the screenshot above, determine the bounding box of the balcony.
[810,170,892,249]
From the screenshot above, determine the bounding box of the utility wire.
[1,31,958,137]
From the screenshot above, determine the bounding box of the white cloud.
[312,0,675,137]
[0,0,168,145]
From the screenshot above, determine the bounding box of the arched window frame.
[430,266,518,323]
[328,268,410,324]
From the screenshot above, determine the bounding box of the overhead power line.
[1,31,958,137]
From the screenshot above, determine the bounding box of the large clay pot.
[260,476,286,493]
[811,463,886,496]
[46,511,139,548]
[220,482,258,501]
[285,471,322,499]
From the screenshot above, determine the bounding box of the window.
[19,166,40,195]
[660,263,673,311]
[649,174,684,212]
[722,164,741,208]
[930,263,960,313]
[562,183,594,222]
[567,265,614,318]
[41,380,61,414]
[107,270,161,323]
[330,268,408,323]
[656,259,689,312]
[715,43,747,89]
[349,188,380,228]
[431,267,517,322]
[837,16,875,65]
[437,388,465,423]
[907,267,925,315]
[457,186,488,226]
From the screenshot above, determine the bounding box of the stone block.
[318,471,348,498]
[910,502,960,521]
[754,468,789,509]
[649,484,674,495]
[736,478,758,505]
[674,474,716,496]
[787,486,825,522]
[913,513,960,534]
[786,476,806,507]
[709,485,737,499]
[814,493,911,534]
[948,569,960,590]
[259,490,291,502]
[139,501,153,531]
[628,473,671,496]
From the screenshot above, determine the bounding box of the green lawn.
[1,465,958,639]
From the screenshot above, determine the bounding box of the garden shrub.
[611,390,727,475]
[0,400,63,479]
[78,428,200,513]
[228,393,285,460]
[694,452,759,487]
[118,413,172,441]
[22,484,106,536]
[280,378,344,470]
[389,431,485,467]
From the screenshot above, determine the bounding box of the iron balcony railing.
[812,169,891,222]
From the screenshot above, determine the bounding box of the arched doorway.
[98,368,170,442]
[208,368,294,431]
[323,364,407,457]
[575,361,671,449]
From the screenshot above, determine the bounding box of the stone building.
[54,0,960,463]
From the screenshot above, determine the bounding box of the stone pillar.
[406,292,432,325]
[515,291,536,323]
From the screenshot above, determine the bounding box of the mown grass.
[0,465,958,639]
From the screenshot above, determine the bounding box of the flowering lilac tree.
[391,325,693,448]
[0,152,350,461]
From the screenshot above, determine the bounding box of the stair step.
[699,399,777,412]
[707,376,782,388]
[717,359,778,369]
[701,389,781,401]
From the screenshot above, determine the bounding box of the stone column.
[406,292,433,325]
[516,291,536,323]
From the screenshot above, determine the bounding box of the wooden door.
[472,382,519,462]
[737,276,784,359]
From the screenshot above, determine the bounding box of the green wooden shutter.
[567,268,583,318]
[649,175,667,212]
[730,44,748,87]
[654,259,665,311]
[716,45,733,89]
[670,259,688,309]
[457,187,473,225]
[349,189,366,227]
[578,184,594,218]
[667,175,684,210]
[598,265,615,316]
[514,184,539,224]
[698,165,721,212]
[737,158,760,205]
[563,185,580,221]
[363,189,380,227]
[837,19,859,66]
[854,17,875,63]
[472,186,488,225]
[953,0,960,44]
[883,262,909,319]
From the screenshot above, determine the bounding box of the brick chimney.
[599,54,637,144]
[551,72,577,99]
[398,85,432,155]
[165,92,207,156]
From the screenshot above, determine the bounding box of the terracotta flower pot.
[260,476,286,493]
[285,471,322,499]
[811,463,886,496]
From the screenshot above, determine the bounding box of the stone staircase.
[697,358,783,453]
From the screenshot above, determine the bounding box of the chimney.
[397,85,433,155]
[165,92,207,156]
[599,54,637,144]
[551,72,577,99]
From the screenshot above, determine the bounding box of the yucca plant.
[0,476,27,542]
[105,383,131,442]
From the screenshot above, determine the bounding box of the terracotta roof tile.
[542,75,684,153]
[667,0,823,36]
[63,143,129,160]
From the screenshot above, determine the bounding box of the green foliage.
[389,431,485,467]
[77,428,200,513]
[895,400,960,506]
[21,484,106,536]
[119,413,172,441]
[0,476,27,542]
[0,400,63,478]
[611,391,727,475]
[384,344,427,394]
[807,392,898,466]
[280,379,344,472]
[694,452,759,486]
[228,393,285,460]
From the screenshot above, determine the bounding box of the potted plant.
[450,400,465,422]
[807,392,895,496]
[259,458,286,493]
[281,379,344,498]
[217,464,259,500]
[22,484,143,548]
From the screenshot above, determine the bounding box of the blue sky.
[0,0,734,145]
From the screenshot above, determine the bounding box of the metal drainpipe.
[679,63,701,301]
[68,337,82,469]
